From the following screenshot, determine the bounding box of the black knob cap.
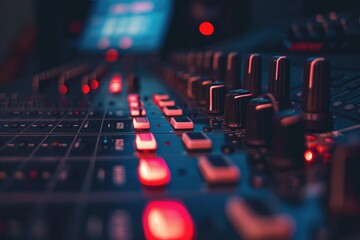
[243,53,262,96]
[186,51,196,72]
[225,52,241,90]
[206,82,226,114]
[269,110,305,170]
[127,73,140,93]
[224,89,253,128]
[213,51,226,82]
[301,57,332,132]
[328,136,360,238]
[203,51,214,76]
[245,98,274,147]
[195,51,204,73]
[196,78,213,105]
[268,56,291,109]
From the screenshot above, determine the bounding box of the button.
[127,94,139,103]
[138,157,171,186]
[344,104,355,111]
[163,106,183,116]
[182,132,212,150]
[129,101,142,108]
[170,116,194,130]
[153,94,169,103]
[135,133,157,151]
[130,107,146,117]
[226,197,295,239]
[133,117,150,130]
[332,101,342,107]
[158,100,175,107]
[198,155,240,184]
[142,200,195,240]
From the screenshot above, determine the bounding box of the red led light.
[90,79,99,90]
[105,49,119,62]
[81,84,90,95]
[59,85,68,95]
[138,157,170,187]
[199,22,214,36]
[142,200,195,240]
[109,74,122,94]
[304,150,314,162]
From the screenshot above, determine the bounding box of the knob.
[269,110,305,170]
[328,136,360,238]
[127,73,140,93]
[195,51,204,73]
[203,51,214,76]
[243,53,262,96]
[301,57,332,132]
[206,82,226,114]
[225,52,241,90]
[186,51,196,72]
[196,78,213,105]
[268,56,291,109]
[245,98,274,147]
[213,51,226,82]
[224,89,253,128]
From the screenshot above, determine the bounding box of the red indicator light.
[304,150,314,162]
[105,49,119,62]
[109,74,122,93]
[90,79,99,90]
[81,84,90,95]
[59,85,68,95]
[138,157,170,187]
[142,200,195,240]
[199,22,214,36]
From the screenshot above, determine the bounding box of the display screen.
[79,0,173,53]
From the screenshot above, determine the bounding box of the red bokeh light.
[138,157,171,187]
[90,79,99,90]
[105,49,119,62]
[142,200,195,240]
[199,22,214,36]
[81,84,90,95]
[59,85,68,95]
[304,150,314,162]
[109,74,122,94]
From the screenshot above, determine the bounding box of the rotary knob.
[301,57,332,132]
[245,98,274,147]
[269,110,305,170]
[225,52,241,90]
[243,53,262,96]
[213,51,226,82]
[268,56,291,109]
[224,89,253,128]
[206,82,226,114]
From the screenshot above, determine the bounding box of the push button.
[162,106,183,117]
[138,157,171,187]
[158,100,175,107]
[133,117,150,130]
[170,116,194,130]
[130,107,146,117]
[135,133,157,151]
[182,132,212,150]
[198,155,240,184]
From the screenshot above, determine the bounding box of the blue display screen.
[79,0,173,53]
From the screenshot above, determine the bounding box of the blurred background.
[0,0,359,84]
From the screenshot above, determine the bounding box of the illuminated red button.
[133,117,150,130]
[130,107,146,117]
[158,100,175,107]
[143,200,195,240]
[138,157,171,186]
[135,133,157,151]
[109,75,122,94]
[129,101,143,108]
[128,94,139,103]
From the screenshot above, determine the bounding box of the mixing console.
[0,48,359,239]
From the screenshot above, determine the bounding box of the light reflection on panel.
[79,0,173,53]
